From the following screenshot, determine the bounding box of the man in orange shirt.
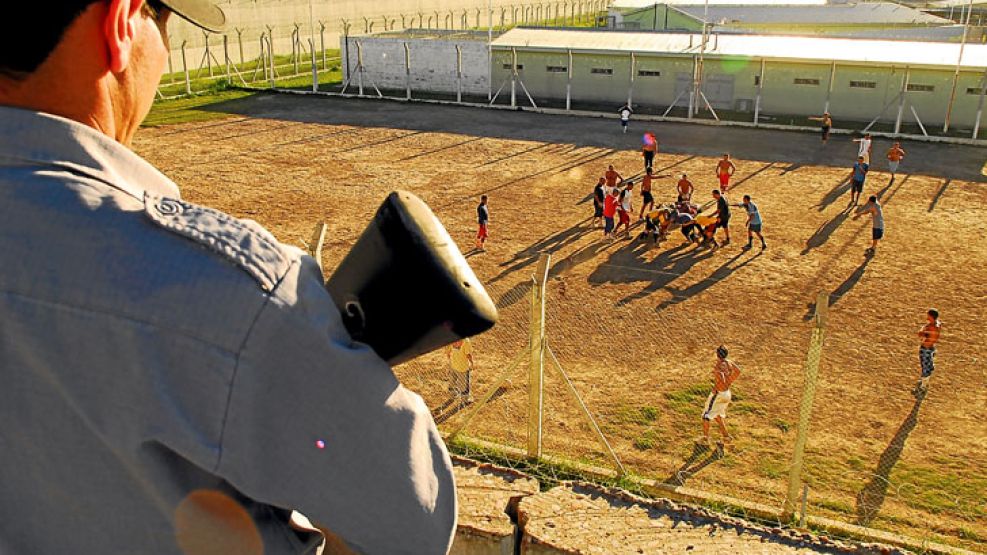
[605,164,623,189]
[886,142,905,182]
[715,154,736,192]
[642,131,658,172]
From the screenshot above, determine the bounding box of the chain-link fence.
[156,0,609,100]
[385,245,985,552]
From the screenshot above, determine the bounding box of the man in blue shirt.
[738,195,766,250]
[849,156,870,207]
[0,1,456,553]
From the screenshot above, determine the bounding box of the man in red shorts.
[614,182,634,238]
[715,154,736,192]
[476,195,490,251]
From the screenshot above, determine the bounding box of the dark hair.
[712,189,721,196]
[0,2,101,80]
[716,345,728,359]
[480,195,488,201]
[743,195,751,201]
[928,308,939,319]
[869,195,877,203]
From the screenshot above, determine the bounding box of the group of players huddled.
[591,143,766,252]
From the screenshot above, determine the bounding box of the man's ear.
[104,0,143,73]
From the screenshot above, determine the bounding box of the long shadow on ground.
[656,249,764,313]
[199,93,987,183]
[803,256,873,320]
[492,221,594,283]
[802,206,854,255]
[664,442,722,486]
[588,241,717,306]
[855,394,925,526]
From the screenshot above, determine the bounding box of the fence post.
[782,290,829,521]
[456,44,463,103]
[320,22,326,70]
[754,58,765,125]
[267,35,276,88]
[566,48,573,110]
[356,40,365,96]
[310,38,318,92]
[223,35,231,80]
[527,253,551,459]
[510,47,518,107]
[824,60,836,114]
[236,28,244,66]
[404,42,412,100]
[181,41,191,96]
[627,51,635,107]
[204,31,213,77]
[894,67,911,135]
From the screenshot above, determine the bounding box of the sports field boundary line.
[447,434,982,555]
[247,86,987,148]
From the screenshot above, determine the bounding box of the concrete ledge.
[451,455,540,555]
[518,482,904,555]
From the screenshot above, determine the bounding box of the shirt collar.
[0,105,180,201]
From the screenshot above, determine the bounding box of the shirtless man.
[886,142,906,182]
[605,165,623,189]
[638,168,670,220]
[701,346,741,449]
[808,112,833,143]
[915,309,943,396]
[715,154,737,193]
[677,173,694,203]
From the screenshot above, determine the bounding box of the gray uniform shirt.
[0,106,456,554]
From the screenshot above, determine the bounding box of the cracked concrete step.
[517,482,909,555]
[451,456,540,555]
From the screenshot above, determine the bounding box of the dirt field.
[137,94,987,551]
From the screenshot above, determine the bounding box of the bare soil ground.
[136,95,987,551]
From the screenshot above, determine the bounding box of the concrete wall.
[490,48,987,126]
[342,35,490,96]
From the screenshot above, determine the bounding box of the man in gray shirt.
[0,1,455,553]
[853,194,885,256]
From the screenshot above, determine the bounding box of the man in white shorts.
[701,345,742,449]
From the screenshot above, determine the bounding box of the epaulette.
[144,193,292,293]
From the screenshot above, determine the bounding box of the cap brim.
[161,0,228,33]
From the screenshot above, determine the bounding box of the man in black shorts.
[592,177,606,228]
[849,156,869,207]
[710,189,731,246]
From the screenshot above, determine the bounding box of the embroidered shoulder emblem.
[144,193,291,292]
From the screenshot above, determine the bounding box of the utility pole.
[944,0,975,133]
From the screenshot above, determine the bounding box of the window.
[754,75,761,86]
[794,78,820,86]
[906,83,934,92]
[502,63,523,70]
[637,69,661,77]
[849,80,877,89]
[546,66,568,73]
[966,86,986,95]
[591,67,614,75]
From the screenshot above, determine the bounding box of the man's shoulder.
[144,193,299,294]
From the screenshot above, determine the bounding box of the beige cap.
[160,0,227,33]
